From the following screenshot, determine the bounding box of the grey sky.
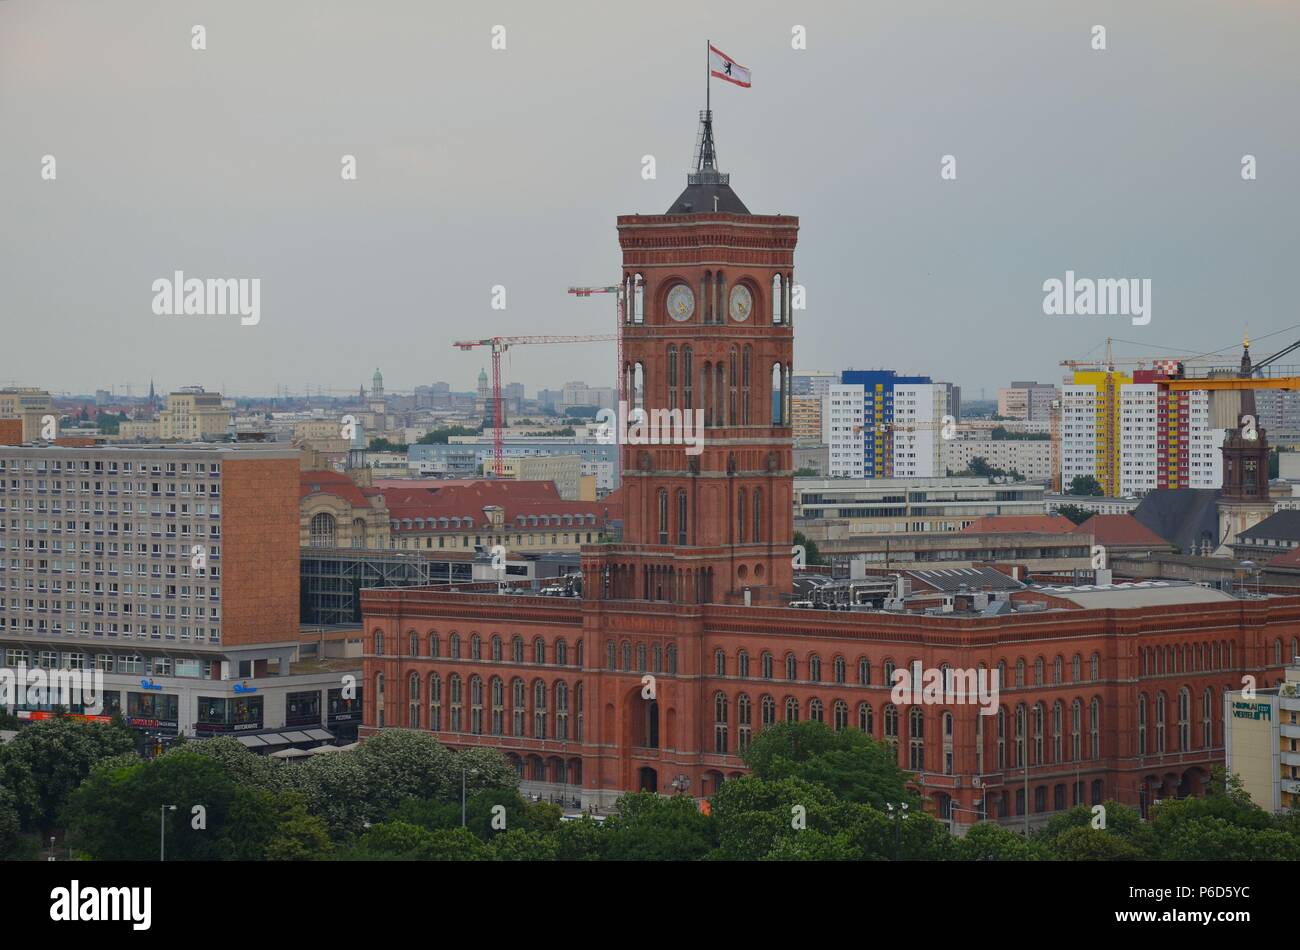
[3,0,1297,400]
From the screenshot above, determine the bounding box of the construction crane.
[568,285,626,403]
[452,334,616,476]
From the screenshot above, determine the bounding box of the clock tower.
[585,110,798,606]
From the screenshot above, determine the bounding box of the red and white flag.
[709,44,751,88]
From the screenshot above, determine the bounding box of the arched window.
[1034,657,1045,686]
[833,656,846,684]
[1014,704,1026,767]
[997,707,1006,769]
[809,655,822,682]
[833,699,849,732]
[761,694,776,727]
[429,633,440,658]
[715,649,726,676]
[714,692,729,753]
[637,642,647,672]
[762,652,774,679]
[667,645,677,675]
[1090,698,1101,759]
[555,681,569,740]
[1090,653,1100,681]
[683,346,693,410]
[1071,654,1081,683]
[677,490,688,545]
[533,679,548,739]
[491,635,502,661]
[621,640,632,672]
[1051,701,1063,762]
[533,637,545,665]
[1178,687,1191,751]
[374,631,385,656]
[309,512,336,547]
[884,703,899,749]
[1033,703,1044,764]
[407,672,420,728]
[908,707,925,770]
[942,711,954,774]
[1155,692,1166,753]
[511,678,525,736]
[1015,659,1025,687]
[785,653,797,681]
[409,632,418,657]
[737,489,747,543]
[470,634,481,661]
[653,643,663,673]
[742,345,752,424]
[1203,687,1214,749]
[449,633,461,660]
[490,677,504,735]
[1071,699,1082,761]
[858,657,870,686]
[785,696,800,722]
[738,650,750,678]
[667,344,678,409]
[737,694,752,750]
[605,640,615,671]
[753,488,762,542]
[469,675,483,734]
[884,659,896,687]
[657,489,669,545]
[428,673,441,730]
[1053,656,1063,685]
[858,702,873,735]
[448,673,462,732]
[555,639,567,666]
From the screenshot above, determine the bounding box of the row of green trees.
[6,715,1300,860]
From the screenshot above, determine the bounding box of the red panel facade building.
[361,112,1300,827]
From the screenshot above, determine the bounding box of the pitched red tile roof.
[300,470,372,509]
[381,480,614,532]
[959,515,1078,535]
[1071,514,1169,547]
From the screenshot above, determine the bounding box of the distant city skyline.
[4,0,1297,399]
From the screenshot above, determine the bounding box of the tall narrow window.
[469,675,483,735]
[555,681,569,740]
[742,345,752,424]
[448,674,462,732]
[667,345,678,410]
[753,488,762,542]
[714,692,729,753]
[737,489,747,543]
[428,673,441,731]
[909,707,925,770]
[658,489,668,545]
[491,677,504,735]
[677,490,688,545]
[738,694,752,750]
[683,347,693,410]
[728,347,738,425]
[533,680,548,739]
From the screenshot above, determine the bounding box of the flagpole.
[705,38,710,115]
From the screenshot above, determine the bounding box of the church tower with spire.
[1219,336,1274,548]
[584,109,798,607]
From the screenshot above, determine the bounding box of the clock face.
[729,285,753,322]
[667,283,695,322]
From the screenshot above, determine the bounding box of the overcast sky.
[3,0,1297,401]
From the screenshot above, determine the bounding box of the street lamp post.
[885,802,909,858]
[159,804,176,861]
[461,765,479,828]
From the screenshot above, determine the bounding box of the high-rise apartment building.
[828,372,953,478]
[0,442,321,738]
[791,394,823,443]
[998,381,1058,422]
[1062,369,1222,496]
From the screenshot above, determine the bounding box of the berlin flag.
[709,44,751,88]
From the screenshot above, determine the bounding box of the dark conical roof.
[666,110,750,215]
